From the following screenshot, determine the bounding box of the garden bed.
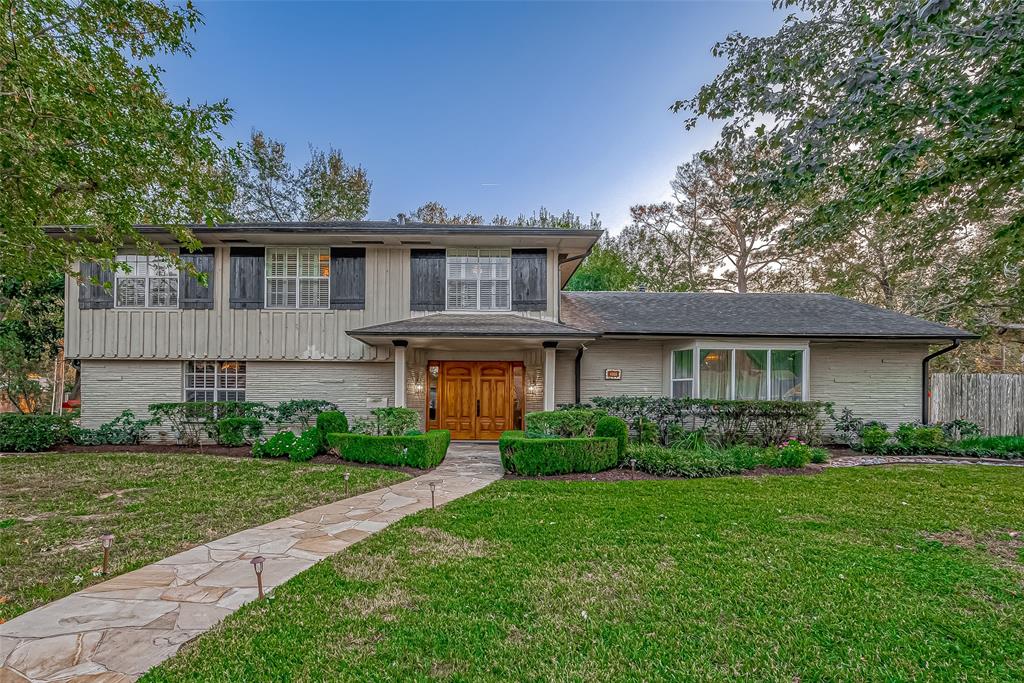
[504,462,826,482]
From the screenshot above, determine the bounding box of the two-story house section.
[58,221,974,441]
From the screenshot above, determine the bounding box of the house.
[59,222,975,440]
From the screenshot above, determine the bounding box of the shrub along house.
[58,221,974,441]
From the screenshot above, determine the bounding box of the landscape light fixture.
[344,471,350,496]
[429,480,440,509]
[629,458,637,479]
[100,533,115,575]
[250,555,266,599]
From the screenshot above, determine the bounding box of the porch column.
[393,340,408,407]
[543,341,558,411]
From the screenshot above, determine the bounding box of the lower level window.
[672,347,805,401]
[184,361,246,402]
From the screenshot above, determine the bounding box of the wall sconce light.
[250,555,266,599]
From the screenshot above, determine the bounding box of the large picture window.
[115,254,178,308]
[184,361,246,402]
[446,248,511,311]
[266,247,329,309]
[671,346,806,401]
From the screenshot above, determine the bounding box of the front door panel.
[437,361,513,440]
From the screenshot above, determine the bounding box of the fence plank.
[930,373,1024,436]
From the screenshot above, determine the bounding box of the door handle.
[476,399,480,417]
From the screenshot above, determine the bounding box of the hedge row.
[498,431,619,476]
[328,430,450,469]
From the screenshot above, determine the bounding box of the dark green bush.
[498,431,618,476]
[350,407,420,436]
[859,424,890,449]
[71,410,157,446]
[894,423,946,448]
[149,401,274,446]
[525,409,605,438]
[628,444,760,478]
[252,431,296,459]
[275,399,339,427]
[289,429,321,462]
[316,410,348,450]
[327,430,450,469]
[0,413,72,452]
[762,440,822,468]
[214,417,263,447]
[595,416,628,458]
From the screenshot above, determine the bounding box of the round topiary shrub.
[595,415,628,458]
[316,410,348,451]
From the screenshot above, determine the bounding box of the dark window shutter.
[78,262,114,309]
[179,248,215,310]
[511,249,547,311]
[410,249,446,311]
[229,247,265,309]
[330,248,365,310]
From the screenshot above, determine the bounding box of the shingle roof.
[560,292,976,339]
[348,313,596,339]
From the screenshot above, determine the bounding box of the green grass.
[145,466,1024,682]
[0,452,409,621]
[958,435,1024,455]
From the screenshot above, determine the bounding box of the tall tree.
[1,0,234,283]
[619,140,803,292]
[676,0,1024,323]
[413,201,483,225]
[0,272,64,412]
[565,239,639,291]
[411,202,601,229]
[227,130,371,222]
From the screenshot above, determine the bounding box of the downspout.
[922,339,960,424]
[574,345,585,405]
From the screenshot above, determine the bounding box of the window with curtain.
[446,248,511,311]
[771,349,804,401]
[671,349,694,398]
[265,247,329,309]
[699,349,732,399]
[735,349,769,400]
[184,361,246,402]
[115,254,178,308]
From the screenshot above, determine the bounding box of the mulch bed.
[26,443,429,475]
[504,463,826,482]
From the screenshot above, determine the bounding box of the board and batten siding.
[809,341,927,427]
[66,247,561,361]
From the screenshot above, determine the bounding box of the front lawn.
[0,452,409,621]
[146,466,1024,682]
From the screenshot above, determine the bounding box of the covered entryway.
[436,361,519,440]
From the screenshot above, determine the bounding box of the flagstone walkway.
[0,443,503,683]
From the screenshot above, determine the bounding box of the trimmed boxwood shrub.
[0,413,72,452]
[595,415,628,458]
[316,410,348,449]
[327,430,450,469]
[214,417,263,447]
[498,431,618,476]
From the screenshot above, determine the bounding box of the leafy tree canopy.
[1,0,235,283]
[226,130,371,222]
[411,202,601,229]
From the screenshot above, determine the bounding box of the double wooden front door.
[438,361,514,440]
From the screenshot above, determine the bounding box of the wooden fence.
[929,373,1024,436]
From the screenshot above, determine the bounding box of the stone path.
[0,443,503,683]
[827,453,1024,468]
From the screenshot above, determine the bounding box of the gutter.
[921,339,961,424]
[574,345,586,405]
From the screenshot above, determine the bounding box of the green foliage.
[327,430,450,469]
[565,239,639,291]
[594,416,628,457]
[227,130,370,222]
[859,425,891,449]
[2,0,235,283]
[288,429,322,463]
[252,431,296,459]
[350,408,420,437]
[316,410,348,450]
[148,402,274,447]
[666,426,709,450]
[0,413,71,452]
[214,417,263,448]
[591,395,828,447]
[525,409,605,438]
[628,444,763,478]
[0,273,64,412]
[763,440,824,469]
[894,424,946,449]
[72,410,158,446]
[275,400,339,428]
[635,419,659,444]
[938,419,982,441]
[498,431,619,476]
[957,436,1024,457]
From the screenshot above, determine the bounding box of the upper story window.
[266,247,329,309]
[671,345,806,401]
[446,248,511,311]
[115,254,178,308]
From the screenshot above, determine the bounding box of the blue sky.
[159,1,782,231]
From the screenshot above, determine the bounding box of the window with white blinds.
[446,248,511,311]
[265,247,330,309]
[114,254,178,308]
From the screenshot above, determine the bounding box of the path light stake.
[100,533,114,575]
[344,471,350,496]
[429,480,438,510]
[250,555,266,600]
[629,458,637,480]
